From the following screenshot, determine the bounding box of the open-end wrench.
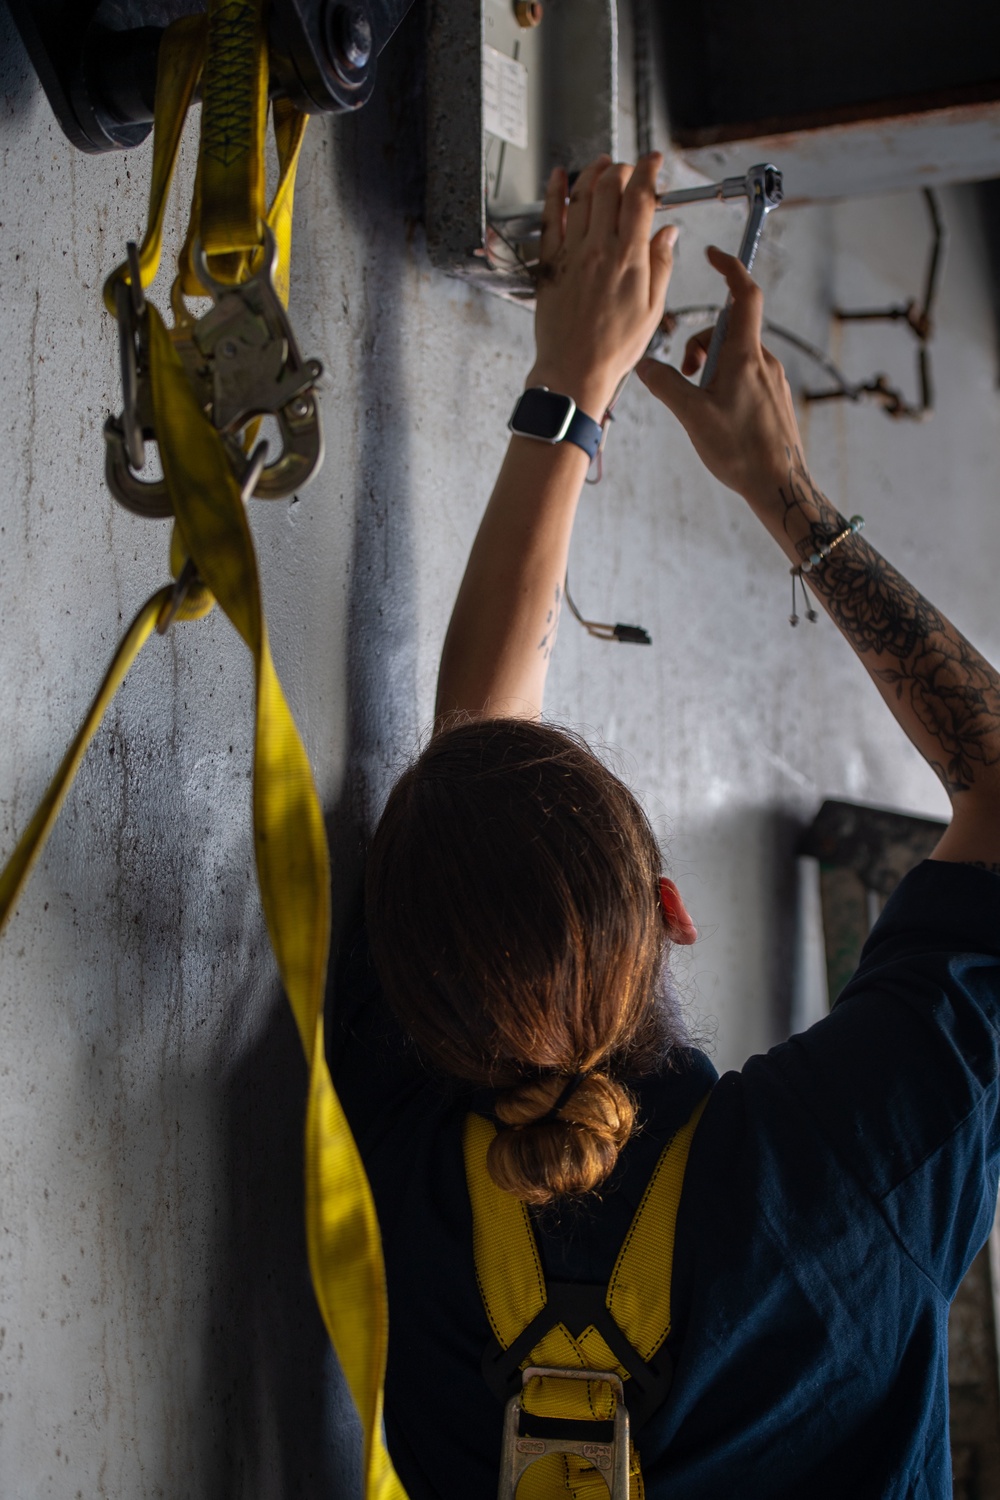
[655,164,783,385]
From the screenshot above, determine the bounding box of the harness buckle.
[104,229,324,516]
[191,229,325,499]
[498,1365,631,1500]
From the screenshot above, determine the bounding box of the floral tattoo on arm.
[779,451,1000,795]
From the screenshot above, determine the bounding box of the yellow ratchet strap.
[463,1093,710,1499]
[103,17,305,316]
[1,7,407,1500]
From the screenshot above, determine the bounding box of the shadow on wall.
[0,3,36,132]
[671,802,808,1062]
[203,5,426,1496]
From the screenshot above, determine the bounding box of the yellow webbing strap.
[463,1094,710,1499]
[148,309,406,1500]
[605,1095,709,1363]
[103,13,207,307]
[1,9,408,1500]
[198,0,269,266]
[0,590,169,922]
[103,14,305,316]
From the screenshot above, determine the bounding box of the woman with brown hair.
[333,155,1000,1498]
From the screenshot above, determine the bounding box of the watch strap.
[562,405,604,460]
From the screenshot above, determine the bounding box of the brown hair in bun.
[365,718,678,1205]
[489,1071,637,1204]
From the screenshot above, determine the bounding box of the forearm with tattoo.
[776,450,1000,800]
[538,582,562,662]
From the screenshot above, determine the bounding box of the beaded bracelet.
[789,514,865,626]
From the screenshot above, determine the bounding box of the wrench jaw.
[697,163,783,388]
[751,163,784,212]
[733,164,784,268]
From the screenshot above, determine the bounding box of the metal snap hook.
[498,1367,630,1500]
[103,416,173,519]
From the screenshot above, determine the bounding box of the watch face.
[510,387,575,442]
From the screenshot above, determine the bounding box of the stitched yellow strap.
[606,1094,709,1361]
[199,0,268,264]
[463,1094,709,1498]
[104,15,304,314]
[0,589,169,925]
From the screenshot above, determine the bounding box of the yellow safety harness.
[464,1094,709,1499]
[0,6,406,1499]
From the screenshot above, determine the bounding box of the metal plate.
[426,0,618,301]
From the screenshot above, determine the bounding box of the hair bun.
[488,1072,637,1205]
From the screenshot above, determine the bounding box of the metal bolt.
[514,0,543,27]
[219,339,239,359]
[325,3,373,78]
[289,396,311,419]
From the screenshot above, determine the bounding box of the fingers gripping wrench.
[656,163,783,385]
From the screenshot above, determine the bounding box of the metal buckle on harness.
[104,228,324,516]
[499,1366,630,1500]
[191,229,324,500]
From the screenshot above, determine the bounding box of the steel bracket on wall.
[8,0,417,154]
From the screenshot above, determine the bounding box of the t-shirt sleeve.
[754,860,1000,1296]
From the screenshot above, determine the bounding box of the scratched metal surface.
[673,101,1000,203]
[3,1,1000,1494]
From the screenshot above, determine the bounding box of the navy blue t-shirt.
[329,860,1000,1498]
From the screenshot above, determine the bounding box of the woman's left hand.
[526,152,676,422]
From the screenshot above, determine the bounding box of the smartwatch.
[508,387,604,461]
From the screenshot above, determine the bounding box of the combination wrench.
[655,164,783,384]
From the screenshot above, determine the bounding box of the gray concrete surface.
[2,2,1000,1495]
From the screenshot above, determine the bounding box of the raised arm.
[434,154,675,726]
[638,247,1000,865]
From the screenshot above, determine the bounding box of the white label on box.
[482,45,529,150]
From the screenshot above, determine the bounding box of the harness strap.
[464,1093,709,1498]
[198,0,269,271]
[481,1279,674,1428]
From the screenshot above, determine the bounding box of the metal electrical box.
[427,0,618,301]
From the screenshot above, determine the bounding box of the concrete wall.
[2,3,1000,1494]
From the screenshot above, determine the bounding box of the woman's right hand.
[636,245,805,500]
[527,153,677,423]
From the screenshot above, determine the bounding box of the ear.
[658,877,698,945]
